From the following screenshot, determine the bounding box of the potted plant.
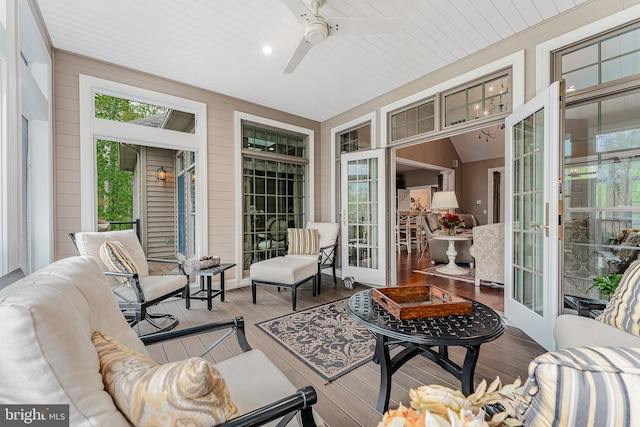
[587,274,622,299]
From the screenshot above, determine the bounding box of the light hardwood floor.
[143,255,545,427]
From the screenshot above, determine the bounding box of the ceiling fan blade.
[328,17,403,36]
[280,0,315,23]
[283,37,314,73]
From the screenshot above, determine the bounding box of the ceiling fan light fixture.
[305,18,329,44]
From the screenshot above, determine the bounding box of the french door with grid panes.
[340,149,386,286]
[504,81,562,351]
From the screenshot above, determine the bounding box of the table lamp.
[430,191,459,213]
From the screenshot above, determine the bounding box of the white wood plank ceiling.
[35,0,589,121]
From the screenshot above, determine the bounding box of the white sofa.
[554,259,640,349]
[0,256,323,426]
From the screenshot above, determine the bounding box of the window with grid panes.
[558,24,640,94]
[243,124,306,157]
[339,123,371,153]
[443,72,510,128]
[242,124,308,270]
[390,100,435,142]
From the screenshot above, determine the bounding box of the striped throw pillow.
[99,240,137,288]
[287,228,320,255]
[597,259,640,337]
[92,332,237,426]
[517,347,640,426]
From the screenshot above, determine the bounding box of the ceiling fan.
[281,0,402,73]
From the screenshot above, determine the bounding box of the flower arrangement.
[438,213,465,235]
[378,377,523,427]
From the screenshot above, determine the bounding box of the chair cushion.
[0,256,145,426]
[597,259,640,337]
[111,273,187,304]
[93,332,237,426]
[214,349,327,427]
[306,222,339,249]
[287,228,320,255]
[517,347,640,426]
[251,256,317,285]
[74,229,150,279]
[100,240,137,287]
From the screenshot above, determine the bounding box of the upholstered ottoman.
[250,256,317,311]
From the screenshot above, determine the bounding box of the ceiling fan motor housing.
[305,18,329,44]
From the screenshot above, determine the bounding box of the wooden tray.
[372,285,472,320]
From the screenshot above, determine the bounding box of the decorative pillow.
[99,240,137,288]
[517,347,640,426]
[597,259,640,337]
[92,332,237,426]
[287,228,320,255]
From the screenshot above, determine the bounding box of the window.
[243,124,306,157]
[94,93,195,133]
[556,23,640,300]
[389,100,435,142]
[242,123,309,270]
[177,151,196,258]
[558,23,640,94]
[443,72,510,128]
[339,123,371,153]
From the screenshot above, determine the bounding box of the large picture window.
[555,22,640,300]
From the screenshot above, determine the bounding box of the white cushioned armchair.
[0,256,323,426]
[71,228,188,333]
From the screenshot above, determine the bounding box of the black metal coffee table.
[347,289,505,413]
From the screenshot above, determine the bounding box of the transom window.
[443,72,511,128]
[389,100,435,142]
[339,123,371,153]
[243,124,306,157]
[558,23,640,94]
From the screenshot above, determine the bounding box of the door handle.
[531,204,550,236]
[342,209,347,225]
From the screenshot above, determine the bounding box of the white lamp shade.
[431,191,459,210]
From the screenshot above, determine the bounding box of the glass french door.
[340,149,387,286]
[504,81,563,350]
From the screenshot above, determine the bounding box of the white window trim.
[379,50,525,148]
[330,111,377,223]
[1,0,53,274]
[234,111,315,286]
[536,4,640,93]
[78,75,208,256]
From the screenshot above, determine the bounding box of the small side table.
[430,234,473,275]
[184,263,235,310]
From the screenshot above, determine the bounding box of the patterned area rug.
[256,298,375,383]
[414,266,476,283]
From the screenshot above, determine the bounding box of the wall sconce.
[156,165,167,181]
[191,171,196,182]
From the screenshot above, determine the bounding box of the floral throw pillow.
[92,332,237,426]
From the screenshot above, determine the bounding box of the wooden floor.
[144,252,544,427]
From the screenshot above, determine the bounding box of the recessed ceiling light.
[262,46,273,55]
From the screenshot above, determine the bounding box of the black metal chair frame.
[316,241,338,294]
[69,228,188,335]
[140,317,318,427]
